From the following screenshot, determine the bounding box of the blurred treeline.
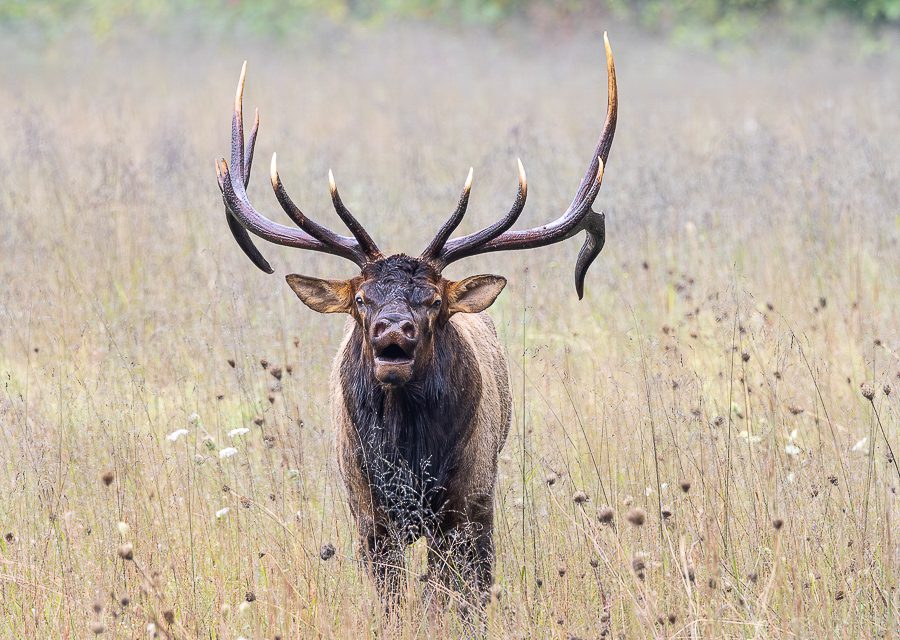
[1,0,898,39]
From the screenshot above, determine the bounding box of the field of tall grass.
[1,16,898,639]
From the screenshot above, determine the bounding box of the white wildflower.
[228,427,250,438]
[785,443,801,457]
[117,521,131,537]
[789,429,798,440]
[238,601,251,614]
[787,472,796,483]
[219,447,238,459]
[166,428,189,442]
[188,413,200,425]
[851,437,868,453]
[147,622,157,635]
[215,507,230,519]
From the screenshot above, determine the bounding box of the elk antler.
[216,62,382,271]
[422,32,618,299]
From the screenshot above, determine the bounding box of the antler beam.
[216,62,381,270]
[422,32,617,298]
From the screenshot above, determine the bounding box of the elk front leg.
[361,527,406,608]
[427,492,495,607]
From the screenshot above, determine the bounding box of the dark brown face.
[353,257,442,385]
[285,255,507,388]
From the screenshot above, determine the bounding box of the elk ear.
[285,274,353,314]
[447,275,507,315]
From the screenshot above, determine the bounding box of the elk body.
[216,33,618,606]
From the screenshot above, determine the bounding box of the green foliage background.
[2,0,899,38]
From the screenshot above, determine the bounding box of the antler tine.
[421,167,474,260]
[269,155,367,264]
[433,159,527,267]
[217,62,378,270]
[427,33,618,298]
[244,107,259,187]
[328,170,383,260]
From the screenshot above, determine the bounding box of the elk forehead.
[359,255,440,306]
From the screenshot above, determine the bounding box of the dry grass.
[1,19,898,639]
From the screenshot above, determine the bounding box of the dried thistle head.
[597,506,615,524]
[860,383,875,400]
[117,543,133,561]
[626,508,646,526]
[679,480,691,493]
[101,470,114,486]
[572,491,588,505]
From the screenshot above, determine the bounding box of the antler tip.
[604,31,616,74]
[269,152,279,185]
[235,61,248,111]
[464,167,474,191]
[595,156,605,183]
[516,157,527,189]
[328,169,337,194]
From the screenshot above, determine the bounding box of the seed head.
[679,480,691,493]
[117,543,133,561]
[119,596,130,607]
[557,563,567,577]
[270,366,283,380]
[227,358,236,368]
[545,472,557,486]
[92,600,103,613]
[319,543,335,561]
[884,384,892,397]
[631,554,646,573]
[259,359,269,370]
[572,491,588,505]
[597,506,615,524]
[626,508,646,526]
[860,383,875,400]
[101,471,114,486]
[773,518,784,530]
[162,609,175,624]
[90,622,105,635]
[741,351,750,362]
[245,591,256,602]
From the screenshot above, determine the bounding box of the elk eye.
[431,298,442,309]
[355,295,364,306]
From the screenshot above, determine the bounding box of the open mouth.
[375,343,413,365]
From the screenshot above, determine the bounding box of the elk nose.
[373,315,417,340]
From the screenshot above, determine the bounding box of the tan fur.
[330,312,511,533]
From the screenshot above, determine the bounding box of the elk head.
[216,34,618,387]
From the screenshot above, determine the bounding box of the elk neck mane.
[338,316,483,534]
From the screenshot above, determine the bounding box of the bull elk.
[215,33,618,607]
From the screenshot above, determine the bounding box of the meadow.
[0,15,898,639]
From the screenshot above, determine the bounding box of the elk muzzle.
[371,312,419,386]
